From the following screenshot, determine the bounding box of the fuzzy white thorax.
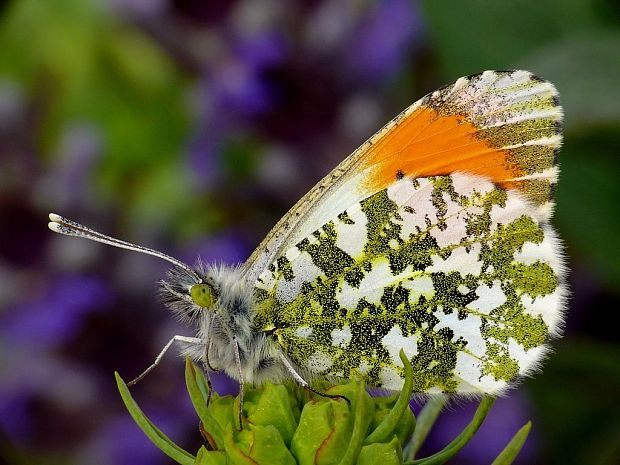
[161,262,290,385]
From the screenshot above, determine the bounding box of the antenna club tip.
[49,213,62,222]
[48,222,62,233]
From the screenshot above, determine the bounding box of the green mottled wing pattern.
[253,173,565,395]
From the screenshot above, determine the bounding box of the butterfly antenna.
[48,213,200,282]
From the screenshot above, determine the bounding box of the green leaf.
[491,421,532,465]
[403,396,446,461]
[195,446,227,465]
[185,358,225,450]
[365,349,415,444]
[357,436,403,465]
[243,382,298,446]
[407,397,496,465]
[224,424,296,465]
[115,372,195,465]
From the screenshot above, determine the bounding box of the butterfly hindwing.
[253,173,565,395]
[242,70,562,284]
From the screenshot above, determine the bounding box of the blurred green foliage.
[0,0,192,225]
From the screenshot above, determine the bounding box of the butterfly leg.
[128,335,204,386]
[199,359,215,406]
[279,354,350,404]
[232,337,244,428]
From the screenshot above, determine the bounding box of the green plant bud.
[195,446,227,465]
[290,397,352,465]
[327,379,376,428]
[357,436,403,465]
[117,359,533,465]
[207,393,238,434]
[225,424,296,465]
[243,382,299,446]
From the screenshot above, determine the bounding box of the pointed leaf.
[290,397,352,465]
[403,396,446,460]
[407,396,495,465]
[336,379,371,465]
[115,372,195,465]
[225,424,296,465]
[185,359,225,450]
[491,421,532,465]
[365,349,415,444]
[243,382,298,446]
[357,436,403,465]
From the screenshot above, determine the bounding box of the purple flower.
[188,32,286,187]
[86,415,175,465]
[235,32,286,76]
[39,123,102,211]
[0,389,31,441]
[0,355,100,444]
[0,274,111,349]
[183,232,250,266]
[187,129,221,188]
[0,272,112,446]
[346,0,422,82]
[210,371,239,397]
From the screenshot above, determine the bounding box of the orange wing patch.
[362,71,562,206]
[364,107,518,189]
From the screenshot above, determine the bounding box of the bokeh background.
[1,1,619,464]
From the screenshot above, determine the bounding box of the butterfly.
[49,70,566,397]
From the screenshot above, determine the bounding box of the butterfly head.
[190,283,216,308]
[157,263,220,322]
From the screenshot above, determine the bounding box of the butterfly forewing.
[242,70,562,284]
[253,173,565,395]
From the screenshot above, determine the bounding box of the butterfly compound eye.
[190,284,215,308]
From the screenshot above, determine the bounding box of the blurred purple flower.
[346,0,421,82]
[0,274,112,349]
[208,32,284,117]
[188,32,286,187]
[187,130,221,188]
[183,231,250,266]
[210,371,239,397]
[86,415,176,465]
[35,123,102,212]
[0,390,30,441]
[110,0,167,18]
[235,32,286,76]
[0,355,100,444]
[425,394,539,464]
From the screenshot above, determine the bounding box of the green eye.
[190,283,215,308]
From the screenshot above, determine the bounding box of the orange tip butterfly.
[49,70,567,397]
